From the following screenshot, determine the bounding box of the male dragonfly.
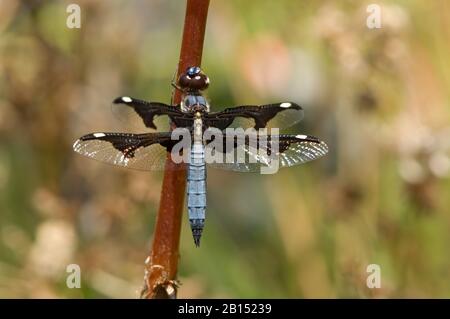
[73,66,328,246]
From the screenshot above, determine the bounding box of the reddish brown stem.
[141,0,210,299]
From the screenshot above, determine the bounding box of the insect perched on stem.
[73,66,328,246]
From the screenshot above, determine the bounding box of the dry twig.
[141,0,210,299]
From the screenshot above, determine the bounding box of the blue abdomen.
[187,142,206,246]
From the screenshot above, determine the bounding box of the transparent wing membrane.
[207,133,328,172]
[73,132,185,171]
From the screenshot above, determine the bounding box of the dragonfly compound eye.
[178,68,209,91]
[187,66,201,77]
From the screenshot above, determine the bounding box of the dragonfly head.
[178,66,210,92]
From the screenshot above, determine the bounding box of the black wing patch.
[203,102,304,130]
[113,96,194,129]
[73,132,184,171]
[205,132,328,172]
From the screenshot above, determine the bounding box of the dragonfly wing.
[206,132,328,172]
[73,132,186,171]
[112,96,194,130]
[203,102,304,130]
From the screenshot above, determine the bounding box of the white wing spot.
[280,102,292,108]
[296,134,307,139]
[194,75,201,80]
[93,133,106,138]
[121,96,132,103]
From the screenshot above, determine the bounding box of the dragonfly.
[73,66,328,247]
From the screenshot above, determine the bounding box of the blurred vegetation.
[1,0,450,298]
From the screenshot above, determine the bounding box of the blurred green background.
[1,0,450,298]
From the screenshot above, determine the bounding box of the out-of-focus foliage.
[0,0,449,298]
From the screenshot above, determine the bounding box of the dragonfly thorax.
[181,94,210,113]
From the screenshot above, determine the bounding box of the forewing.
[112,96,194,130]
[73,132,185,171]
[204,102,304,130]
[111,99,170,132]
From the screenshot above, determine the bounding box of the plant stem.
[141,0,210,299]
